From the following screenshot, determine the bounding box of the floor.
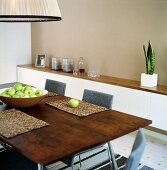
[112,129,167,170]
[47,129,167,170]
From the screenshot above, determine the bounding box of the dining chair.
[0,141,7,152]
[110,128,146,170]
[82,89,113,108]
[45,79,66,96]
[0,147,47,170]
[62,89,114,170]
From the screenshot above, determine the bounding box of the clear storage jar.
[62,58,74,72]
[51,57,62,70]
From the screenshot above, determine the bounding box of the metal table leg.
[107,142,118,170]
[38,164,44,170]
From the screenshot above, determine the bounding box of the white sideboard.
[17,66,167,131]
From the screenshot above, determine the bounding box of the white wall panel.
[0,23,31,84]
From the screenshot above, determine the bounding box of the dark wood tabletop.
[0,96,151,165]
[0,83,152,166]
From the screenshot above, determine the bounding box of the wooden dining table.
[0,83,152,170]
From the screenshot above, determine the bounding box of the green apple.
[29,94,37,98]
[13,83,23,91]
[12,94,20,98]
[16,91,24,98]
[24,89,35,96]
[35,90,43,96]
[0,93,11,97]
[22,94,30,98]
[24,85,33,91]
[8,88,16,97]
[4,89,10,94]
[0,92,4,96]
[68,99,79,108]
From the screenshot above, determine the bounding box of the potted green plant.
[141,40,158,87]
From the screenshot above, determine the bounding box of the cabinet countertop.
[18,64,167,96]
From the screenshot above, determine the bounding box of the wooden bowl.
[0,88,48,108]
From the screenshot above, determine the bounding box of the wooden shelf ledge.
[18,64,167,96]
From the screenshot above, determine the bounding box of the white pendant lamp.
[0,0,61,22]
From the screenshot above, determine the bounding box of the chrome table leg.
[107,142,118,170]
[38,164,44,170]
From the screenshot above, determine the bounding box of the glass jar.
[62,58,74,72]
[78,57,85,76]
[51,57,62,70]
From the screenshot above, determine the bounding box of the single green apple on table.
[68,99,79,108]
[13,83,23,91]
[35,90,43,96]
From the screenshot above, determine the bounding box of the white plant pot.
[141,73,158,87]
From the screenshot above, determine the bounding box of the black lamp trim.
[0,15,62,22]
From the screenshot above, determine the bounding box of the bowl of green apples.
[0,83,48,108]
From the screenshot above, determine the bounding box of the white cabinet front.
[17,67,46,89]
[150,93,167,131]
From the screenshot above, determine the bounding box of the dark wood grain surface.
[18,64,167,96]
[0,97,151,166]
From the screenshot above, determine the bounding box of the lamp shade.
[0,0,61,22]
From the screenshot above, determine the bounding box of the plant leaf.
[143,45,148,74]
[150,48,155,74]
[143,40,155,75]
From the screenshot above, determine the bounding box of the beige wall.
[31,0,167,85]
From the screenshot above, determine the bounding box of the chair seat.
[0,147,47,170]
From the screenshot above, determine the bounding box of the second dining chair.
[62,89,114,170]
[45,79,66,96]
[110,128,146,170]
